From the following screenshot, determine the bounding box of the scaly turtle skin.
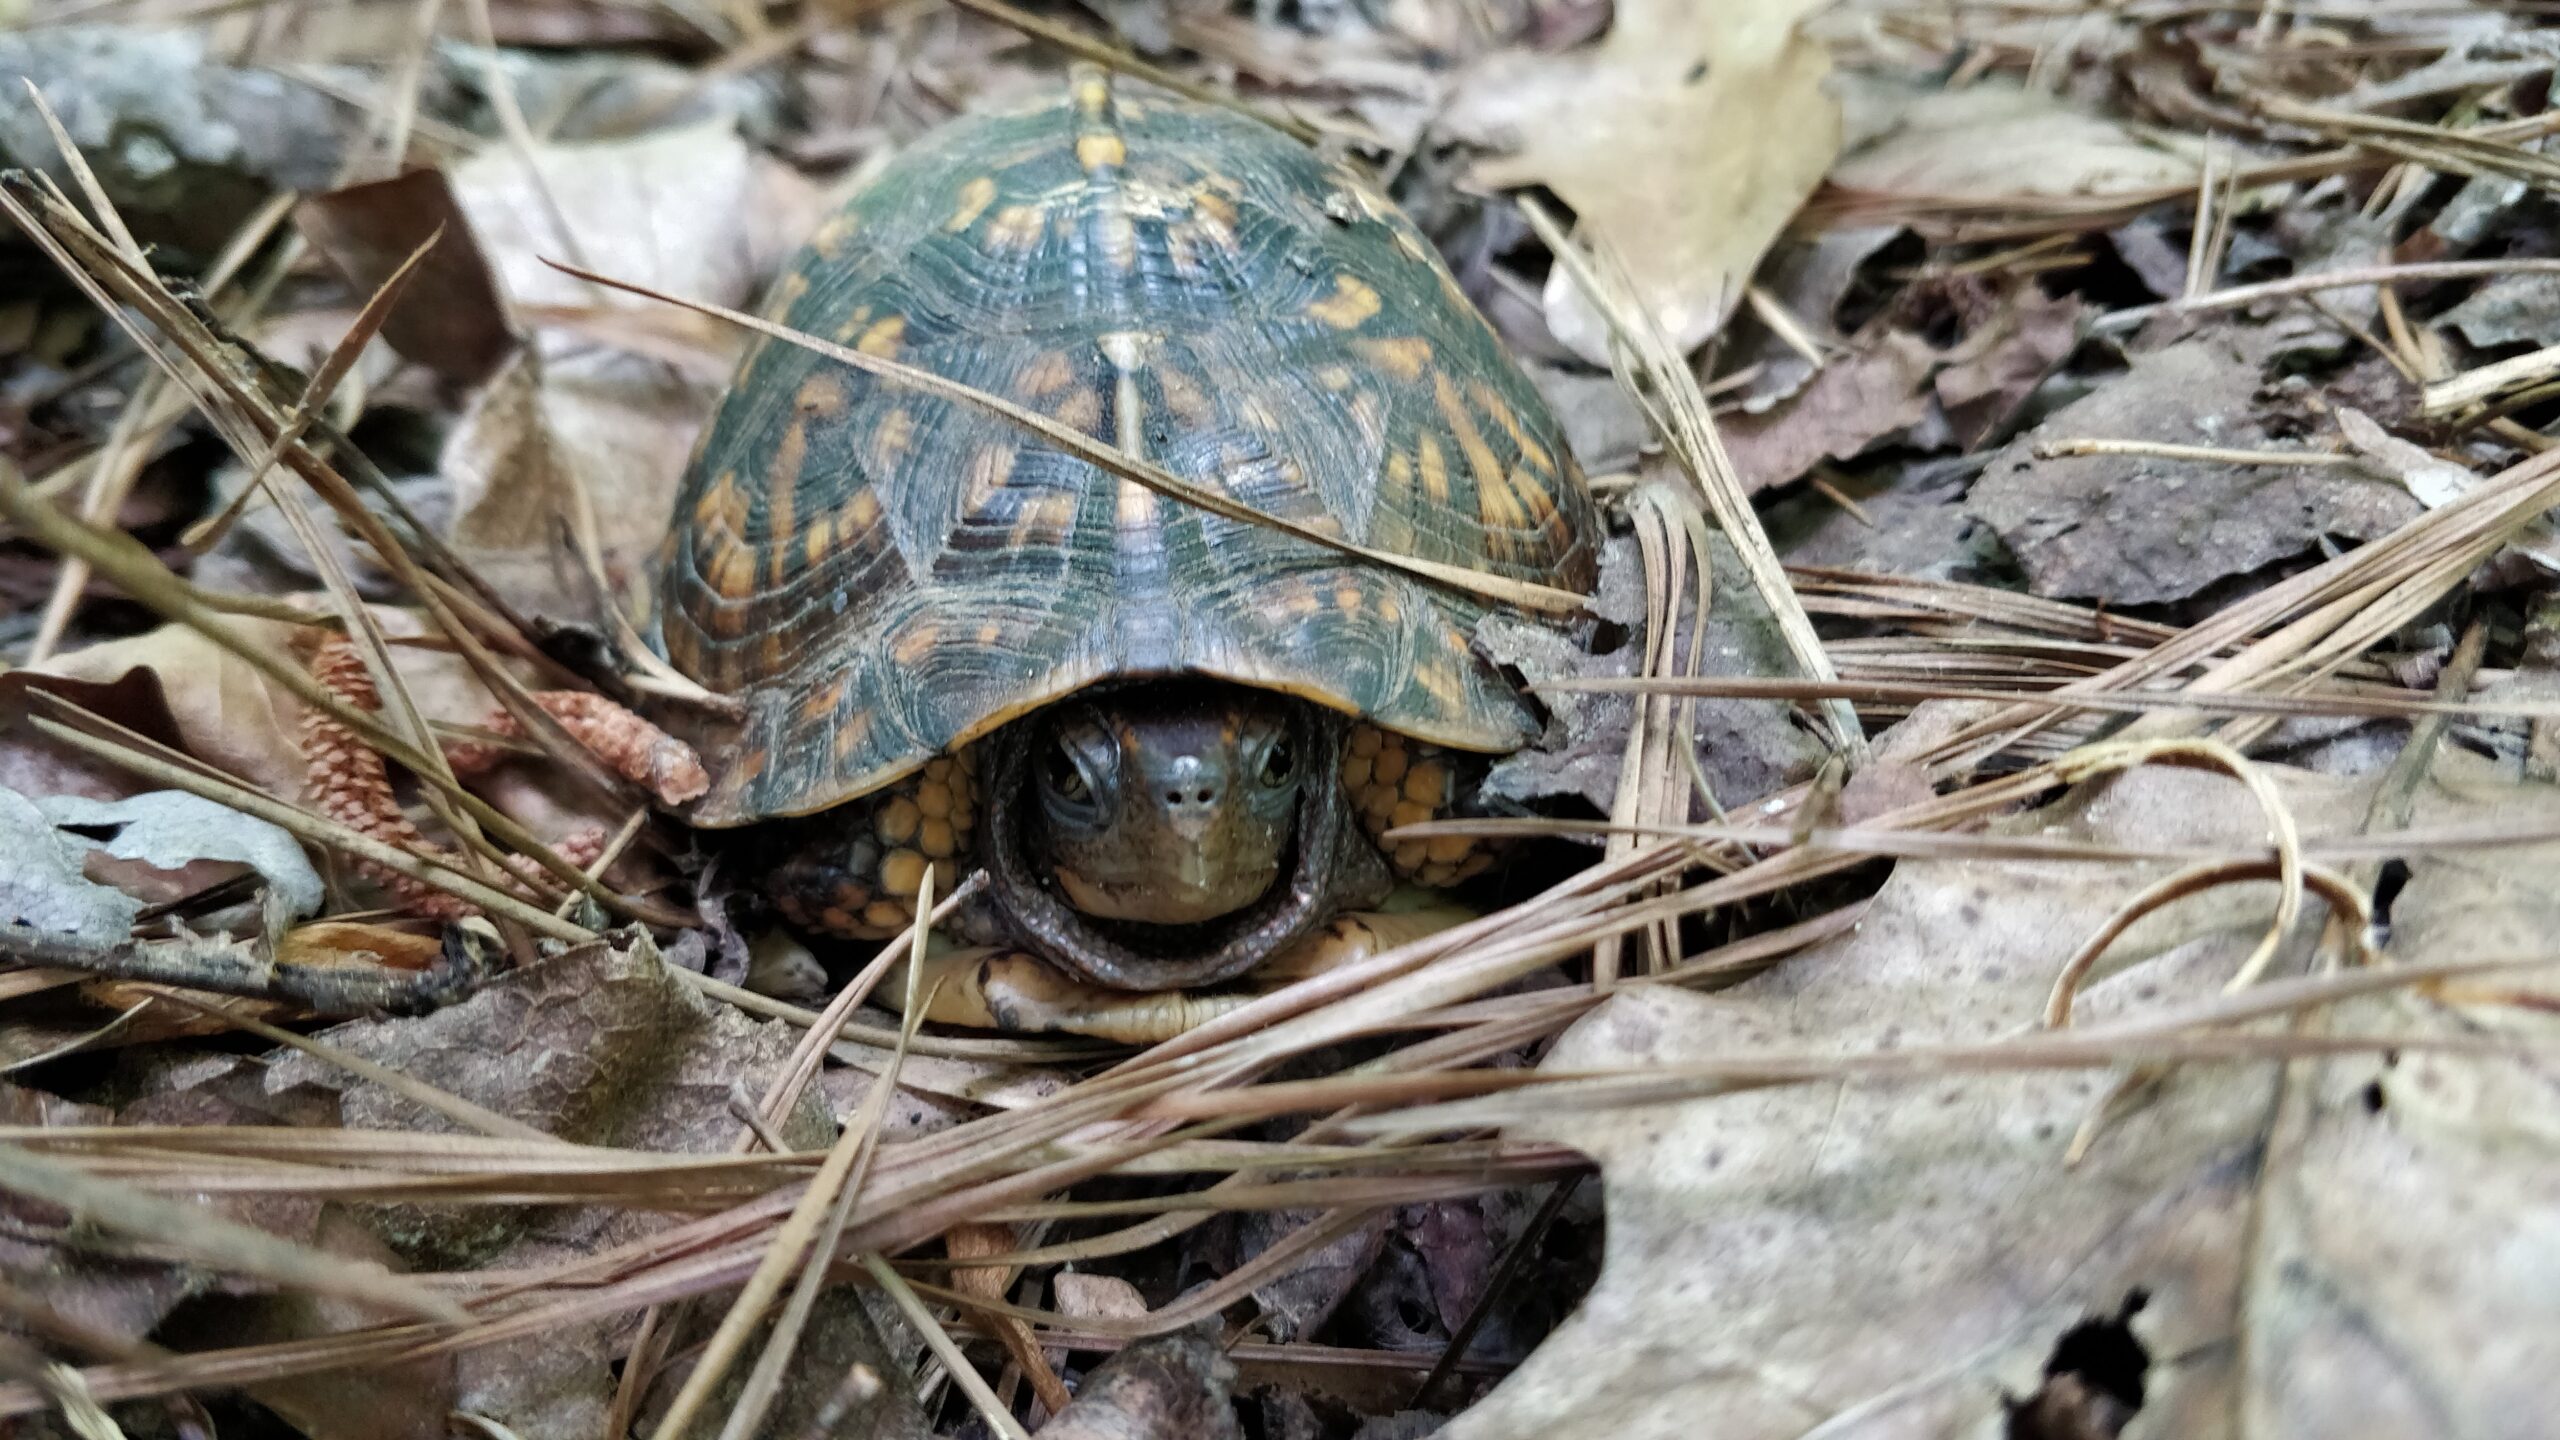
[657,66,1601,1030]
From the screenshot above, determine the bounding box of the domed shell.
[659,67,1602,825]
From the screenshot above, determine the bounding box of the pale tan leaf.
[1445,0,1842,361]
[1829,77,2204,203]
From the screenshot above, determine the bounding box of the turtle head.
[1029,685,1302,925]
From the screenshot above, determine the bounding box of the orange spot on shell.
[856,314,905,358]
[1353,336,1432,382]
[946,176,998,232]
[1076,132,1126,171]
[1020,350,1077,398]
[1307,273,1382,329]
[869,409,915,472]
[988,205,1045,251]
[1416,435,1450,503]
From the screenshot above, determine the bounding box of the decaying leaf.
[0,782,139,949]
[1446,0,1843,360]
[1969,331,2421,605]
[297,168,519,388]
[2240,753,2560,1437]
[1450,755,2559,1439]
[176,937,931,1437]
[39,789,324,918]
[1480,533,1827,817]
[2335,405,2560,572]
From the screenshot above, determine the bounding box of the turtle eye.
[1045,741,1092,805]
[1257,737,1295,789]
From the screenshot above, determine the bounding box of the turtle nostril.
[1167,785,1218,807]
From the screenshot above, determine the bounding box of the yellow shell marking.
[760,271,809,321]
[1473,378,1555,475]
[1020,350,1077,397]
[1156,365,1214,427]
[1097,209,1138,273]
[705,534,757,603]
[1352,336,1432,382]
[855,314,905,359]
[946,176,999,233]
[798,673,850,725]
[988,204,1046,252]
[1011,490,1078,550]
[1416,434,1451,503]
[692,468,748,536]
[1073,68,1112,116]
[869,407,915,473]
[840,488,882,534]
[1163,223,1202,277]
[961,443,1016,517]
[1077,132,1126,172]
[809,211,860,260]
[765,422,807,583]
[1307,273,1382,330]
[1189,188,1239,251]
[892,623,940,667]
[1050,388,1103,431]
[830,707,874,760]
[1434,374,1523,527]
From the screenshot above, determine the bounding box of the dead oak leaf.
[1445,0,1842,362]
[1447,755,2560,1439]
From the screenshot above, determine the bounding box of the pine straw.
[7,13,2560,1432]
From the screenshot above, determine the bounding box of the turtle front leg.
[902,897,1474,1043]
[1342,724,1501,887]
[769,752,979,939]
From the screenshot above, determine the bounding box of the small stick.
[0,927,486,1017]
[2032,438,2360,467]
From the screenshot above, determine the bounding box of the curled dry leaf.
[1450,755,2560,1439]
[1445,0,1842,361]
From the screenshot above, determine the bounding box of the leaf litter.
[2,2,2560,1438]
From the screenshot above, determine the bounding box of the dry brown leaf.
[1451,755,2559,1438]
[1445,0,1842,360]
[297,169,519,388]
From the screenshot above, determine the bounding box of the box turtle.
[657,66,1601,1039]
